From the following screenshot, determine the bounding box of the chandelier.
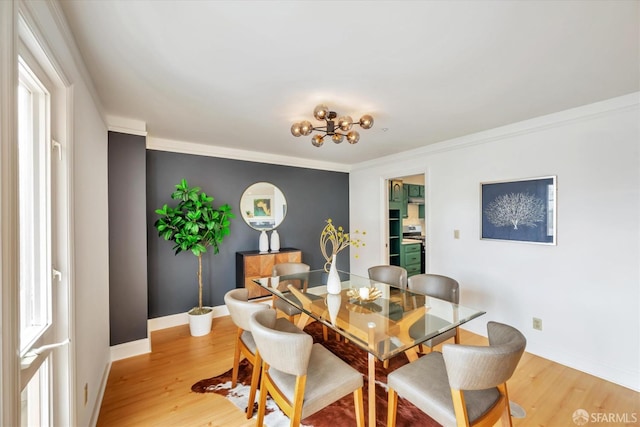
[290,104,374,147]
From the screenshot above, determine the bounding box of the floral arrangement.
[320,218,365,272]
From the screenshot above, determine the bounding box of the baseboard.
[110,338,151,362]
[147,304,230,332]
[108,305,232,362]
[147,311,188,332]
[88,361,112,427]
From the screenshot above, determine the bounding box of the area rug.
[192,322,440,427]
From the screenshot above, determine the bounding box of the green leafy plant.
[154,179,234,315]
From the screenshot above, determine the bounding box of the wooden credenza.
[236,248,302,299]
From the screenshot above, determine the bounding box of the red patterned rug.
[192,321,440,427]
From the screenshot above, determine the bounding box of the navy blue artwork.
[481,176,556,244]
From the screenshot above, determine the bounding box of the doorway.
[386,174,426,277]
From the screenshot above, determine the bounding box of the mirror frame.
[239,182,287,231]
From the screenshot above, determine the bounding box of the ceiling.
[59,1,639,166]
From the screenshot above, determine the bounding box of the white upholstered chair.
[387,321,526,427]
[272,262,310,322]
[223,288,299,418]
[250,309,365,427]
[368,265,408,289]
[407,273,460,352]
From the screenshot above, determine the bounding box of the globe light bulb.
[346,130,360,144]
[338,116,353,131]
[300,120,313,136]
[359,115,374,129]
[313,104,329,121]
[291,122,302,137]
[311,134,324,147]
[332,133,344,144]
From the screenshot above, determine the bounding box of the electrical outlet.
[453,229,460,239]
[532,317,543,331]
[84,383,88,406]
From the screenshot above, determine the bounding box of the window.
[18,60,52,355]
[18,55,54,427]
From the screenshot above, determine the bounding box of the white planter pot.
[188,307,213,337]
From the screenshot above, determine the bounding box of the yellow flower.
[320,219,365,271]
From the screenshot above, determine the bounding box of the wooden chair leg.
[498,383,513,427]
[231,330,242,387]
[387,387,398,427]
[256,365,269,426]
[289,375,307,427]
[450,388,470,425]
[322,325,328,341]
[454,327,460,344]
[246,352,262,419]
[353,387,365,427]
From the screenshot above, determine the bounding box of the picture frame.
[481,176,556,245]
[252,197,272,217]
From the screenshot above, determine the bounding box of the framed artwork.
[481,176,556,245]
[253,198,272,217]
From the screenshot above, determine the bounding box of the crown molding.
[146,136,352,173]
[106,115,147,136]
[351,92,640,172]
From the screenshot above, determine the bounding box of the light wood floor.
[97,316,640,426]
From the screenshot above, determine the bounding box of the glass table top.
[253,269,486,360]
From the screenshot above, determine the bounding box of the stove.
[402,225,425,242]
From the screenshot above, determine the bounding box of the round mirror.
[240,182,287,231]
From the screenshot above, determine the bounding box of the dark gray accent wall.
[146,150,350,318]
[108,132,149,345]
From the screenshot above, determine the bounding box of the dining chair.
[223,289,300,418]
[272,262,332,340]
[272,262,311,322]
[250,309,365,427]
[408,273,460,352]
[387,321,526,427]
[367,265,408,289]
[367,265,408,367]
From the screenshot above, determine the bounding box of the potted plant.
[154,179,234,336]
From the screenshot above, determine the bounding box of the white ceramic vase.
[326,254,341,294]
[259,230,269,253]
[270,229,280,252]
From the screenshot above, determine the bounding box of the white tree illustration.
[485,192,545,230]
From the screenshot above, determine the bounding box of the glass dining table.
[253,269,486,426]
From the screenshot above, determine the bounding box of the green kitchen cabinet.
[408,184,421,197]
[400,242,421,277]
[389,180,403,202]
[401,184,408,218]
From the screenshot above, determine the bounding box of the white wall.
[350,93,640,391]
[22,2,110,425]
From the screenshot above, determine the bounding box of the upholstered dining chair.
[223,289,300,418]
[408,273,460,352]
[272,262,310,322]
[367,265,408,289]
[250,309,365,427]
[272,262,332,340]
[387,321,526,427]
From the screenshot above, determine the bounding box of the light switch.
[453,229,460,239]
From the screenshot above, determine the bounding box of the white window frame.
[1,5,74,427]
